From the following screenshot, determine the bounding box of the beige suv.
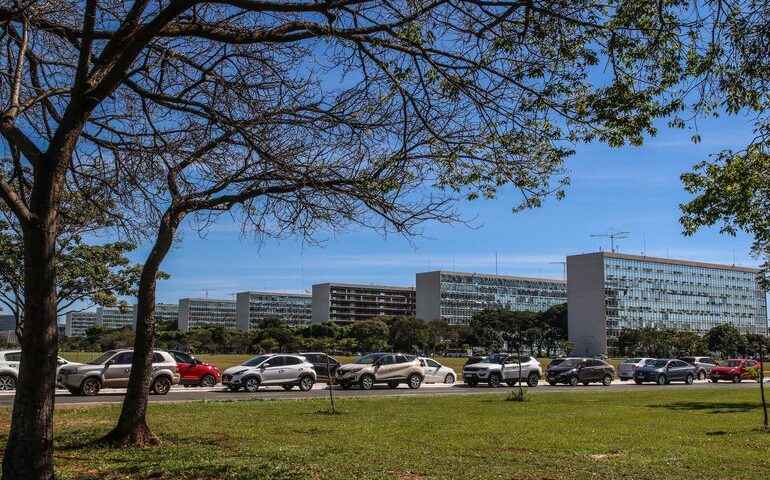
[335,353,423,390]
[57,349,180,396]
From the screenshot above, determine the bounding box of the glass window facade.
[438,273,567,325]
[96,307,135,330]
[246,293,312,328]
[325,284,416,323]
[65,311,98,337]
[182,299,236,329]
[603,255,767,350]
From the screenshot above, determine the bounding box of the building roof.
[313,282,416,291]
[240,291,311,298]
[419,270,566,284]
[568,251,761,274]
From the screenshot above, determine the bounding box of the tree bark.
[100,209,182,447]
[2,168,61,480]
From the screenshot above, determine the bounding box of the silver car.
[0,350,70,391]
[221,354,316,392]
[57,349,180,396]
[418,357,457,384]
[618,358,655,381]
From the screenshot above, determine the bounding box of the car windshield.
[650,360,668,367]
[242,355,271,367]
[88,351,117,365]
[558,359,584,368]
[354,353,385,364]
[721,360,742,367]
[623,358,641,364]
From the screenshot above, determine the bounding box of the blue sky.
[133,113,759,304]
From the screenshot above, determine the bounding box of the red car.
[709,359,762,383]
[169,350,221,387]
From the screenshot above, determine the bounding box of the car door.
[374,355,397,380]
[393,355,412,380]
[259,356,285,385]
[104,352,132,388]
[423,358,443,382]
[587,360,602,382]
[282,356,303,382]
[171,351,194,381]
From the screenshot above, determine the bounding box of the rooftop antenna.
[201,289,208,299]
[642,233,647,256]
[550,261,567,281]
[590,229,630,253]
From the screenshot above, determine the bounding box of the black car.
[546,358,614,386]
[634,359,696,385]
[464,355,487,367]
[299,352,340,383]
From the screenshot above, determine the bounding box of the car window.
[505,356,520,364]
[623,358,641,364]
[4,352,21,362]
[284,356,302,366]
[587,359,601,367]
[426,359,441,368]
[113,352,133,364]
[704,358,717,365]
[172,351,194,364]
[354,353,385,364]
[267,356,286,367]
[521,356,531,363]
[394,355,409,363]
[745,361,758,367]
[379,355,395,365]
[152,353,166,363]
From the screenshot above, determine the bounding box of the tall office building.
[416,271,567,325]
[178,298,237,330]
[96,306,136,329]
[235,291,312,329]
[312,283,416,323]
[133,303,179,326]
[567,252,768,356]
[65,311,99,337]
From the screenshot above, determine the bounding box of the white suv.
[0,350,70,391]
[462,354,541,388]
[221,354,316,392]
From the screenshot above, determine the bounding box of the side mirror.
[261,363,269,369]
[105,359,115,366]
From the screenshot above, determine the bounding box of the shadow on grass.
[648,401,760,414]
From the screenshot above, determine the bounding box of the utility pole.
[590,229,630,253]
[550,261,567,280]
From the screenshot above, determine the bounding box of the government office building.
[311,283,416,323]
[178,298,237,330]
[235,291,312,329]
[416,271,568,325]
[64,311,99,337]
[96,306,136,330]
[567,252,768,356]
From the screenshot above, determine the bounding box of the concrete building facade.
[65,311,99,337]
[235,291,312,329]
[96,306,135,330]
[312,283,416,323]
[416,271,568,325]
[178,298,237,330]
[567,252,768,356]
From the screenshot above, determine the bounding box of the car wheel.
[0,374,15,391]
[243,377,261,392]
[569,376,579,387]
[487,373,501,388]
[527,373,539,387]
[602,374,612,386]
[359,374,374,390]
[80,377,101,396]
[387,381,400,389]
[151,376,172,395]
[228,384,241,392]
[339,382,352,390]
[66,387,80,395]
[444,373,455,384]
[685,374,694,385]
[466,379,478,387]
[299,376,314,392]
[698,370,706,381]
[282,385,294,390]
[634,379,643,385]
[657,375,666,386]
[732,375,741,383]
[407,373,422,389]
[199,374,217,388]
[710,378,718,383]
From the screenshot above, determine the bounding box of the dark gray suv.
[634,359,696,385]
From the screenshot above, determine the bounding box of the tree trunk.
[101,209,182,447]
[2,181,60,480]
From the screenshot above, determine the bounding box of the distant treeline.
[617,324,770,358]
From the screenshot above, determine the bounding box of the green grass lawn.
[2,387,769,479]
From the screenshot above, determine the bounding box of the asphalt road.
[0,379,765,406]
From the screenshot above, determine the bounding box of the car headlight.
[231,369,247,377]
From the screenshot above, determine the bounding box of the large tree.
[0,2,705,477]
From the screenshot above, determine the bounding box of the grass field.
[1,387,769,479]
